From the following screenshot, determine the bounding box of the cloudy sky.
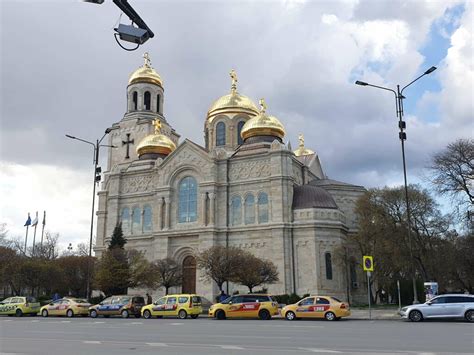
[1,0,472,251]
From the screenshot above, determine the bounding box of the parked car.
[141,294,202,319]
[209,294,279,320]
[0,296,40,317]
[399,294,474,322]
[89,295,145,318]
[40,298,91,317]
[281,295,350,321]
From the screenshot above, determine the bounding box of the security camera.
[114,24,150,44]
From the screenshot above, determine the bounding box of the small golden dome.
[294,134,315,156]
[136,119,176,157]
[207,69,259,123]
[240,98,286,141]
[128,52,163,87]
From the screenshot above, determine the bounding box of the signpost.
[363,256,374,319]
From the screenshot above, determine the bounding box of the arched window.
[143,205,152,232]
[144,91,151,110]
[244,194,255,225]
[231,196,242,226]
[216,122,226,146]
[258,192,269,223]
[132,207,141,234]
[178,177,198,223]
[132,91,138,110]
[237,120,245,145]
[325,253,333,280]
[156,94,160,113]
[121,207,130,234]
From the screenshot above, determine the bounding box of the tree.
[94,249,130,295]
[235,253,279,292]
[153,258,182,295]
[196,246,243,291]
[109,223,127,250]
[128,250,160,290]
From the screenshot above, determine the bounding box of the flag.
[42,211,46,226]
[31,212,39,226]
[24,213,31,227]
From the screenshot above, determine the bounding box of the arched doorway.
[182,255,196,294]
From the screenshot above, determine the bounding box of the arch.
[325,252,333,280]
[182,255,196,294]
[216,121,226,146]
[237,120,245,145]
[143,205,152,232]
[178,176,198,223]
[258,192,269,223]
[156,94,161,113]
[231,195,242,226]
[244,194,255,225]
[121,207,130,234]
[132,206,141,234]
[144,91,151,110]
[132,91,138,110]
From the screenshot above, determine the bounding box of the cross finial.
[259,98,267,113]
[230,69,238,93]
[143,52,152,67]
[153,118,162,134]
[299,134,305,148]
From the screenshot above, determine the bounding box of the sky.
[1,0,472,252]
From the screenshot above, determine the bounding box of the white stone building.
[95,54,366,302]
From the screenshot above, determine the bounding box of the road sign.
[363,255,374,272]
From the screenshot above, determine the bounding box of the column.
[164,197,171,229]
[201,192,208,226]
[157,197,163,230]
[209,192,216,225]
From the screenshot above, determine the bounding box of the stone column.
[157,197,163,230]
[201,192,208,226]
[164,197,171,229]
[209,192,216,225]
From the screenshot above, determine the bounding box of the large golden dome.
[136,119,176,157]
[128,52,163,87]
[294,134,315,156]
[207,69,258,123]
[240,99,285,141]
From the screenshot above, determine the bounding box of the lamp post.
[65,128,113,299]
[355,66,437,304]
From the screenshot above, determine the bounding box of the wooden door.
[182,256,196,294]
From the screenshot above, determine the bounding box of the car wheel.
[121,309,129,318]
[285,311,296,321]
[191,314,199,319]
[90,310,98,318]
[465,310,474,323]
[258,309,271,320]
[324,311,336,321]
[15,309,23,317]
[409,310,423,322]
[143,310,152,319]
[178,310,187,319]
[66,309,74,318]
[216,310,226,320]
[41,309,49,317]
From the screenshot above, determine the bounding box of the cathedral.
[95,53,366,302]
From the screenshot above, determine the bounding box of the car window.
[178,297,189,304]
[243,295,258,303]
[74,299,88,304]
[316,297,330,305]
[26,297,37,303]
[101,298,112,305]
[255,295,270,302]
[11,298,23,304]
[231,296,244,304]
[167,297,177,305]
[120,297,131,304]
[447,296,469,303]
[299,298,315,306]
[430,297,447,304]
[155,297,166,305]
[331,297,342,303]
[192,296,201,303]
[461,297,474,303]
[1,298,11,304]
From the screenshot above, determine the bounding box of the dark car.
[89,295,145,318]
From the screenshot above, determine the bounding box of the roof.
[309,178,364,189]
[292,184,338,210]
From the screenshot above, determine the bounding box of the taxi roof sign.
[363,255,374,272]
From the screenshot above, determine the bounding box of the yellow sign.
[363,256,374,272]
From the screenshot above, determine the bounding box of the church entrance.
[182,255,196,294]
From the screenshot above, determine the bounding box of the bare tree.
[235,254,279,292]
[153,258,182,295]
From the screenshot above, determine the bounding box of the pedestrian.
[146,293,152,305]
[219,290,228,302]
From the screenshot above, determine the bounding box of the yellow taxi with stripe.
[40,298,91,318]
[209,294,279,320]
[0,296,40,317]
[282,295,350,321]
[141,294,202,319]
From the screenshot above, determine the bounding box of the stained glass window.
[216,122,226,146]
[178,177,198,223]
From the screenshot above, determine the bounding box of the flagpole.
[32,211,38,255]
[24,225,29,255]
[40,211,46,248]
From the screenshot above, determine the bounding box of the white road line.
[83,341,101,344]
[170,322,183,325]
[131,322,143,324]
[30,320,39,322]
[146,343,168,347]
[2,320,13,322]
[93,321,105,324]
[220,345,245,350]
[60,320,71,323]
[299,348,343,353]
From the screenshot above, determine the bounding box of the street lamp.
[355,66,437,304]
[65,127,114,299]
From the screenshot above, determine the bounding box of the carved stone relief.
[229,161,271,181]
[121,174,154,193]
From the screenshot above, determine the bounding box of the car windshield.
[73,299,89,304]
[132,297,144,304]
[331,297,342,303]
[26,297,37,303]
[220,297,232,304]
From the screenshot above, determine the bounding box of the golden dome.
[240,99,285,141]
[207,69,258,123]
[294,134,315,156]
[136,119,176,157]
[128,52,163,87]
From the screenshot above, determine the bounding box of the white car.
[400,294,474,322]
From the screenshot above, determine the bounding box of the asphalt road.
[0,316,472,355]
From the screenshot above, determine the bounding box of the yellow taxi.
[0,296,40,317]
[40,298,91,317]
[141,294,202,319]
[282,295,350,321]
[209,294,279,320]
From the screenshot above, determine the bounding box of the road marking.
[131,322,143,324]
[60,320,71,323]
[83,341,101,344]
[93,321,105,324]
[299,348,342,353]
[220,345,244,350]
[170,322,183,325]
[146,343,168,347]
[31,320,39,322]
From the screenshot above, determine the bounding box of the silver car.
[400,294,474,322]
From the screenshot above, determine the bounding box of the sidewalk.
[347,308,400,320]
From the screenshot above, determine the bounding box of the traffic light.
[95,167,102,183]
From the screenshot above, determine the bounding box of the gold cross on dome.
[259,98,267,113]
[299,134,305,148]
[143,52,152,67]
[230,69,238,92]
[153,118,162,134]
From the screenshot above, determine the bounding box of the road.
[0,316,472,354]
